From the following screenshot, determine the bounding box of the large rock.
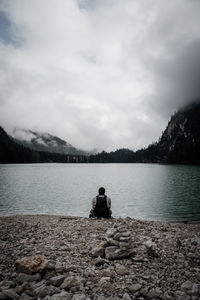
[0,281,16,290]
[115,264,129,276]
[105,246,133,260]
[106,238,120,247]
[91,257,105,266]
[71,294,86,300]
[122,293,131,300]
[17,282,33,295]
[99,277,110,286]
[49,275,66,287]
[15,255,48,274]
[19,294,33,300]
[106,228,118,238]
[105,227,133,260]
[144,240,159,258]
[90,246,105,258]
[61,276,84,291]
[181,280,193,291]
[84,268,96,277]
[128,283,142,293]
[51,291,72,300]
[16,272,41,283]
[192,283,200,296]
[102,267,115,278]
[0,289,19,300]
[34,284,59,298]
[147,288,162,299]
[34,284,50,298]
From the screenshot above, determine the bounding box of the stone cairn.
[91,226,134,260]
[105,226,134,260]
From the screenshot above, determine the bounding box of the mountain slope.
[1,101,199,164]
[89,101,200,164]
[157,101,200,163]
[12,128,89,156]
[0,127,87,163]
[0,126,36,163]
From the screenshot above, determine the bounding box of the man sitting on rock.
[89,187,112,218]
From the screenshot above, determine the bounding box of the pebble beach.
[0,215,200,300]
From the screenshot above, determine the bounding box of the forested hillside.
[0,127,86,163]
[1,101,200,164]
[89,101,200,164]
[12,128,90,156]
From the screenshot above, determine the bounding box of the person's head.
[98,187,105,195]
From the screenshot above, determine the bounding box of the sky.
[0,0,200,152]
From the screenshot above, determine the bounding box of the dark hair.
[98,187,105,195]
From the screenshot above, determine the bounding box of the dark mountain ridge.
[89,101,200,164]
[1,101,200,164]
[157,101,200,163]
[0,127,87,164]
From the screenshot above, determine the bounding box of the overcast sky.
[0,0,200,152]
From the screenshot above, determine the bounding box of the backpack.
[94,195,109,218]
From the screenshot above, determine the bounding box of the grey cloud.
[0,11,12,44]
[144,39,200,119]
[1,0,200,152]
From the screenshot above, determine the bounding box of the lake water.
[0,163,200,222]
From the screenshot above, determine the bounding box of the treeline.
[1,101,200,164]
[88,142,200,164]
[89,102,200,164]
[88,145,164,164]
[0,126,87,164]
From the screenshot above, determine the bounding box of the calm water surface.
[0,163,200,222]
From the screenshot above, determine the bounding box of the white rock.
[51,291,71,300]
[71,294,86,300]
[128,283,142,293]
[181,280,193,291]
[192,283,200,296]
[120,231,131,237]
[143,240,154,249]
[105,246,133,260]
[122,292,131,300]
[115,264,129,276]
[106,228,118,238]
[90,246,105,258]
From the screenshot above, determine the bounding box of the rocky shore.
[0,215,200,300]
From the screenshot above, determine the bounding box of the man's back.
[94,195,110,218]
[90,187,112,218]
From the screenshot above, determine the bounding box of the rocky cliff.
[89,101,200,164]
[157,101,200,163]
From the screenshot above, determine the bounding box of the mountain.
[156,101,200,163]
[1,101,200,164]
[0,126,36,163]
[0,126,88,163]
[11,128,91,156]
[89,101,200,164]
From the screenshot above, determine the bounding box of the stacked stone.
[105,226,134,260]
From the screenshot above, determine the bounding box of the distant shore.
[0,215,200,299]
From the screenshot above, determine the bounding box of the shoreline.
[1,213,200,224]
[0,215,200,299]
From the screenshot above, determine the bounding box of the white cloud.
[0,0,200,151]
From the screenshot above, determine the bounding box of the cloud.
[0,0,200,151]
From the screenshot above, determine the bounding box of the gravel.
[0,215,200,299]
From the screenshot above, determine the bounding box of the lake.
[0,163,200,222]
